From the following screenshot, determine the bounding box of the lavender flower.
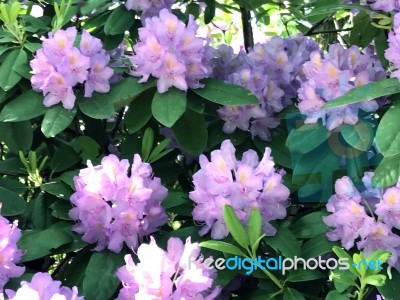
[324,173,400,271]
[69,154,168,252]
[207,34,319,141]
[115,236,221,300]
[385,13,400,79]
[297,44,386,130]
[189,139,290,239]
[5,272,84,300]
[129,9,210,93]
[0,215,25,290]
[30,28,114,109]
[125,0,175,19]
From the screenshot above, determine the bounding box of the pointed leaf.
[41,105,76,137]
[223,205,249,249]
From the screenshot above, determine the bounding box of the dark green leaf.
[350,12,378,48]
[0,49,26,91]
[70,136,100,163]
[161,191,188,210]
[306,4,369,17]
[124,89,154,133]
[19,222,73,262]
[41,181,74,200]
[223,205,249,249]
[378,269,400,299]
[0,121,32,154]
[302,233,338,259]
[0,90,46,122]
[204,0,215,24]
[0,178,26,193]
[171,108,207,155]
[266,227,301,258]
[287,123,330,154]
[340,120,374,152]
[372,154,400,188]
[325,291,348,300]
[376,101,400,157]
[193,78,258,105]
[152,88,187,127]
[41,105,77,138]
[0,187,26,216]
[50,146,80,173]
[283,287,306,300]
[104,5,135,35]
[83,250,124,300]
[323,78,400,109]
[290,211,329,239]
[50,200,73,220]
[286,269,324,282]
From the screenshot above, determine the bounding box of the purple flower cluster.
[129,9,210,93]
[0,215,24,290]
[297,44,386,130]
[125,0,175,19]
[386,13,400,79]
[5,272,84,300]
[69,154,168,253]
[189,139,290,239]
[116,236,221,300]
[30,27,114,109]
[208,35,319,141]
[369,0,400,11]
[324,173,400,270]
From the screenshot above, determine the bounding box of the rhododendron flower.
[385,13,400,79]
[5,272,84,300]
[324,173,400,271]
[30,28,114,109]
[125,0,175,19]
[189,139,290,239]
[370,0,400,11]
[129,9,210,93]
[298,44,386,130]
[207,34,319,141]
[115,236,221,300]
[69,154,168,252]
[0,215,25,290]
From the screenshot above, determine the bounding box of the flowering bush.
[1,1,400,300]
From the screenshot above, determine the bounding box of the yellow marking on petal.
[165,56,176,69]
[55,75,65,85]
[69,53,78,65]
[265,181,275,191]
[349,203,362,215]
[387,191,399,205]
[57,36,67,49]
[166,20,177,33]
[276,53,287,65]
[150,39,161,52]
[373,225,385,236]
[238,171,249,184]
[326,64,338,78]
[350,52,357,65]
[82,40,89,50]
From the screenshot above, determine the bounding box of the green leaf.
[152,88,187,127]
[349,11,378,48]
[192,78,258,105]
[283,287,306,300]
[376,101,400,157]
[223,205,249,249]
[340,120,374,152]
[248,208,262,250]
[266,227,301,258]
[203,0,215,24]
[365,250,391,276]
[0,49,26,91]
[199,240,247,257]
[378,269,400,299]
[330,271,358,286]
[83,250,124,300]
[19,222,73,262]
[161,191,188,210]
[322,78,400,109]
[286,269,324,282]
[0,178,26,193]
[372,154,400,188]
[364,274,386,286]
[41,105,77,138]
[78,94,114,119]
[302,233,338,259]
[141,127,154,161]
[0,187,26,216]
[290,211,329,239]
[325,291,348,300]
[0,90,46,122]
[50,200,72,220]
[375,30,389,68]
[104,5,135,35]
[287,123,330,154]
[171,108,207,156]
[41,181,74,200]
[124,89,153,133]
[0,121,32,154]
[332,246,358,277]
[50,145,80,173]
[70,136,100,163]
[306,4,369,17]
